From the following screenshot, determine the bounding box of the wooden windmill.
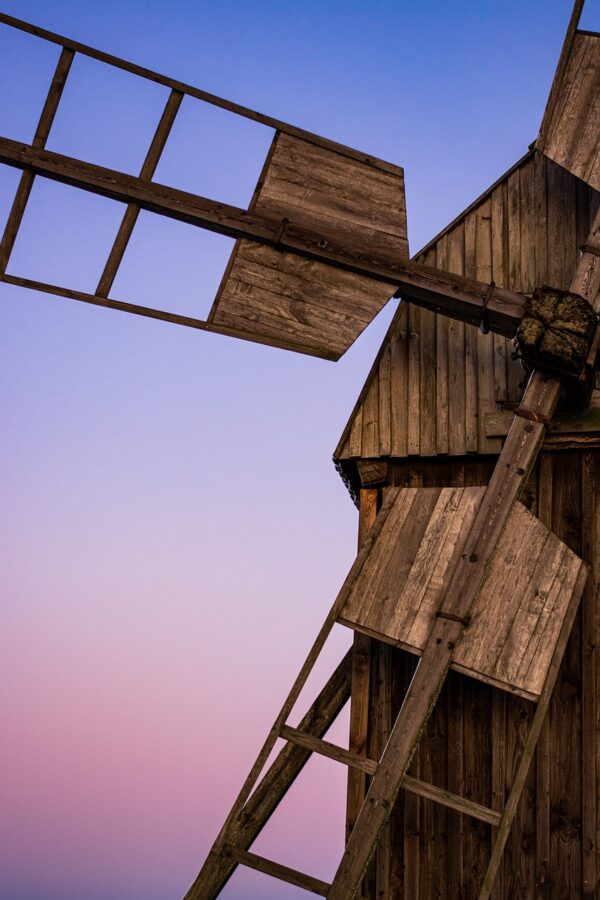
[2,3,599,898]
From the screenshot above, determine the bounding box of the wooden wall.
[359,452,598,899]
[335,150,600,463]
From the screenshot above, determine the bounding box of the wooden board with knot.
[338,486,588,700]
[208,132,407,359]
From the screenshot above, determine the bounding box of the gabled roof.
[334,149,600,465]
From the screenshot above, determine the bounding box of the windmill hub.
[515,285,598,376]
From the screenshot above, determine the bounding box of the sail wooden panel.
[537,30,600,191]
[334,150,600,460]
[338,486,587,700]
[209,132,407,359]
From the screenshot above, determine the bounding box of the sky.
[1,1,598,898]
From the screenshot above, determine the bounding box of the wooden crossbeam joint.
[223,846,330,896]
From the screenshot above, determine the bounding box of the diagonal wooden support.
[327,207,600,900]
[184,649,352,899]
[96,88,183,297]
[0,47,73,274]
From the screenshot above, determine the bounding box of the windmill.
[1,3,599,898]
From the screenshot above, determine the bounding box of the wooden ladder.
[185,481,587,899]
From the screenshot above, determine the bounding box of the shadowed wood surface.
[339,486,587,699]
[335,150,600,461]
[537,30,600,191]
[362,451,599,899]
[209,132,406,357]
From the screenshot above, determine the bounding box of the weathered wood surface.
[537,29,600,191]
[335,150,599,460]
[339,486,587,699]
[209,131,406,356]
[223,846,330,896]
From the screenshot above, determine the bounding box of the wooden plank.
[346,489,377,841]
[490,183,509,404]
[535,455,552,896]
[96,88,183,297]
[390,305,409,458]
[464,212,479,453]
[478,564,588,899]
[537,1,585,148]
[378,340,392,457]
[361,377,381,459]
[372,643,392,897]
[419,307,437,456]
[475,199,498,454]
[581,451,597,896]
[401,773,501,827]
[281,724,377,775]
[184,650,352,899]
[434,238,450,455]
[447,223,467,455]
[485,407,600,438]
[224,846,330,896]
[0,47,74,274]
[538,31,600,191]
[407,303,421,455]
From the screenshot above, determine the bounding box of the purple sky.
[1,2,598,898]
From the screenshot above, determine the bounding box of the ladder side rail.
[195,490,398,893]
[96,88,183,297]
[184,649,352,899]
[0,46,74,274]
[478,562,589,900]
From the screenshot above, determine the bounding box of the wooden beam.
[401,774,502,828]
[485,407,600,437]
[96,88,183,297]
[281,724,378,775]
[0,47,74,274]
[223,847,330,896]
[0,11,403,178]
[327,208,600,900]
[0,136,528,339]
[184,650,352,899]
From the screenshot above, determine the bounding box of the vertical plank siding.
[334,151,599,462]
[370,452,598,898]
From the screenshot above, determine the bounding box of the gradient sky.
[1,2,598,898]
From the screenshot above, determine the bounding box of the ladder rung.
[224,845,330,896]
[402,774,502,827]
[281,724,378,775]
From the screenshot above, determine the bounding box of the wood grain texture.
[537,31,600,191]
[339,486,587,699]
[210,131,405,356]
[334,151,599,462]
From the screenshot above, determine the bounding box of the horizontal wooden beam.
[0,136,528,340]
[0,12,403,178]
[280,724,378,775]
[486,407,600,437]
[401,774,502,827]
[223,846,330,896]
